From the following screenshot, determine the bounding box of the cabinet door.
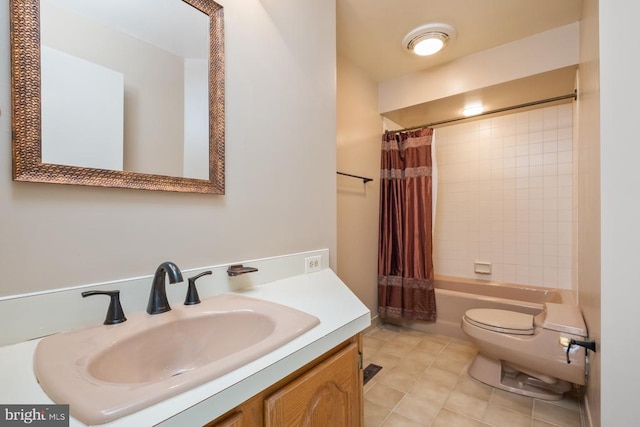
[206,411,243,427]
[264,343,360,427]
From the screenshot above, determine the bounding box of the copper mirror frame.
[10,0,225,194]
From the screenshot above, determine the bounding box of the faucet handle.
[184,271,212,305]
[82,290,127,325]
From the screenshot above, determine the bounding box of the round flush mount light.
[403,23,457,56]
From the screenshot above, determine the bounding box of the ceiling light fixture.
[403,23,457,56]
[462,104,485,117]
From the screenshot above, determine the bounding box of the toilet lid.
[464,309,534,335]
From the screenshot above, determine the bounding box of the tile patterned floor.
[363,324,584,427]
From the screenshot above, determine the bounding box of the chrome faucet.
[146,261,184,315]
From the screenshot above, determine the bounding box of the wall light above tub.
[462,104,485,117]
[403,23,457,56]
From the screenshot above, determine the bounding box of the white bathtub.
[387,275,573,340]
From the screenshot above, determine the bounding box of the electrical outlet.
[304,255,322,273]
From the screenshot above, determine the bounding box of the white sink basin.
[34,293,320,425]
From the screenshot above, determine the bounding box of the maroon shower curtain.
[378,127,436,321]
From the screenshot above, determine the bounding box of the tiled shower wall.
[433,104,574,289]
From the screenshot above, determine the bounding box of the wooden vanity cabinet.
[205,334,363,427]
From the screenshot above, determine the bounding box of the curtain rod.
[337,171,373,183]
[388,91,577,133]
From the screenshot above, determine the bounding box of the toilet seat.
[464,309,534,335]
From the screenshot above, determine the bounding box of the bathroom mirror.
[10,0,225,194]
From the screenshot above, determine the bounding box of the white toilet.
[461,302,588,400]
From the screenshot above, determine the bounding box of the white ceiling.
[337,0,584,126]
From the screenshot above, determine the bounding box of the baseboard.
[583,393,595,427]
[364,314,382,334]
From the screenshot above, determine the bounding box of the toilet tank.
[534,303,587,337]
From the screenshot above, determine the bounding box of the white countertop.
[0,268,370,426]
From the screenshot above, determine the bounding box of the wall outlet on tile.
[305,255,322,273]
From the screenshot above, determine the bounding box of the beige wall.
[0,0,337,297]
[576,0,601,425]
[434,104,575,289]
[336,56,381,316]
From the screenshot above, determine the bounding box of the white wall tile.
[543,152,558,165]
[544,141,558,153]
[433,104,574,289]
[544,267,558,286]
[558,151,573,163]
[558,138,573,152]
[530,165,544,177]
[558,127,572,140]
[529,131,543,143]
